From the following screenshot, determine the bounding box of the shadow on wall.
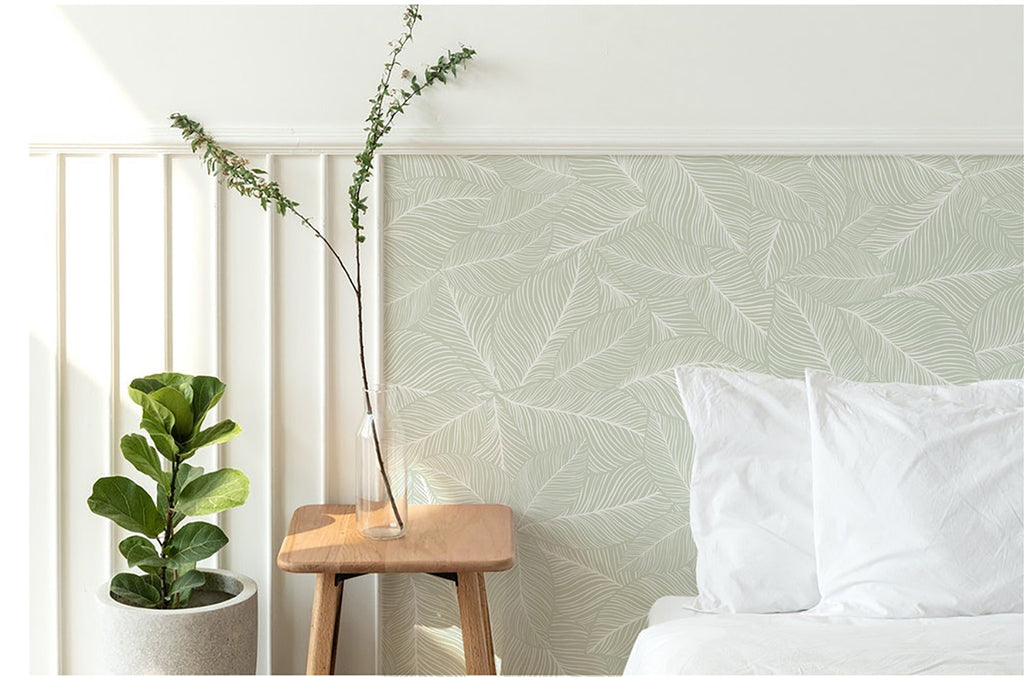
[53,4,409,132]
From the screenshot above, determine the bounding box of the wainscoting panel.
[61,155,114,674]
[27,151,377,675]
[379,154,1024,675]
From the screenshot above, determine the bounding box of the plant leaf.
[189,375,226,433]
[175,562,199,606]
[110,572,161,608]
[141,372,195,390]
[120,434,168,490]
[88,477,165,537]
[129,389,179,459]
[128,377,167,398]
[184,420,242,455]
[176,468,249,516]
[137,395,174,438]
[134,555,176,571]
[176,463,204,491]
[151,386,194,442]
[148,430,180,462]
[170,568,206,599]
[168,521,229,565]
[118,535,159,569]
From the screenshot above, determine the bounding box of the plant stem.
[288,206,357,294]
[345,6,427,529]
[159,460,180,609]
[350,216,401,528]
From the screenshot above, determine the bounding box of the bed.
[626,368,1024,675]
[624,596,1024,675]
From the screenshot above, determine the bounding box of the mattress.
[624,596,1024,675]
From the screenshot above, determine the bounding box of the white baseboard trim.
[29,126,1024,155]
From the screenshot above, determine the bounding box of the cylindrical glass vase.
[355,387,408,539]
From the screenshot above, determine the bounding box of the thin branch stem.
[288,206,358,294]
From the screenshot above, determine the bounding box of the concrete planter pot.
[96,568,258,675]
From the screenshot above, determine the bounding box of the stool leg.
[307,573,344,675]
[456,572,497,675]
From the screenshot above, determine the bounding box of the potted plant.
[88,372,257,675]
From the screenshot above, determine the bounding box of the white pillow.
[806,370,1024,618]
[675,366,819,613]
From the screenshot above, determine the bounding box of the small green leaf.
[118,535,158,568]
[151,386,194,441]
[185,419,242,454]
[170,569,206,599]
[131,390,178,458]
[168,521,229,565]
[148,430,179,462]
[134,555,177,571]
[128,377,166,399]
[176,463,204,491]
[176,468,249,516]
[110,572,161,608]
[120,434,168,490]
[137,395,174,435]
[88,477,165,537]
[142,372,195,391]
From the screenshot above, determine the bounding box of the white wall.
[28,3,1024,146]
[24,3,1023,676]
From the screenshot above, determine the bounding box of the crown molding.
[29,126,1023,155]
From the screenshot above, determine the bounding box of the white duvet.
[624,597,1024,675]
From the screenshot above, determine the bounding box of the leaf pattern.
[380,154,1024,675]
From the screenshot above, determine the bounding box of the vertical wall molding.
[370,158,384,677]
[319,154,331,505]
[107,154,120,578]
[162,154,174,372]
[54,153,67,676]
[265,152,278,674]
[210,168,224,567]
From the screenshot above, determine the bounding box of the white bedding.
[624,596,1024,675]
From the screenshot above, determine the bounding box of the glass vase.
[355,386,408,539]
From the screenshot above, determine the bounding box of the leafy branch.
[168,113,358,295]
[170,4,475,530]
[350,5,476,238]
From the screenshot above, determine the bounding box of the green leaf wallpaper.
[379,155,1024,675]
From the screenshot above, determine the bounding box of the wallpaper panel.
[379,155,1024,675]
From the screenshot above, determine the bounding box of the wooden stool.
[278,503,516,675]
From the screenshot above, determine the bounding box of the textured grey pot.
[96,568,258,675]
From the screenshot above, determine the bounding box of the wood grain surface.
[278,504,517,574]
[306,573,344,675]
[456,572,497,675]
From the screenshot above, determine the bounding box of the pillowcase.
[675,366,819,613]
[806,370,1024,618]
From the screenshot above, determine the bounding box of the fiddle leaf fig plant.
[88,373,246,609]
